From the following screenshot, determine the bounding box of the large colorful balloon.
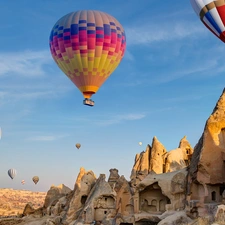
[8,169,16,179]
[190,0,225,42]
[32,176,39,184]
[49,10,126,106]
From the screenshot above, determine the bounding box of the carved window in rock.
[139,183,170,213]
[125,204,134,214]
[103,196,114,207]
[97,196,115,208]
[219,128,225,148]
[159,199,166,211]
[212,191,216,201]
[151,199,157,212]
[81,195,87,205]
[220,186,225,196]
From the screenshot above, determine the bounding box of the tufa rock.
[64,167,96,224]
[187,88,225,218]
[108,168,120,188]
[163,136,193,173]
[150,136,167,174]
[43,184,71,211]
[22,202,35,216]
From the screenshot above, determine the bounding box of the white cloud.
[153,59,218,84]
[93,113,146,126]
[126,21,205,45]
[117,113,146,120]
[27,134,67,141]
[28,135,56,141]
[10,91,58,100]
[0,50,52,77]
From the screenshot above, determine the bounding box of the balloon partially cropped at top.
[190,0,225,42]
[49,10,126,106]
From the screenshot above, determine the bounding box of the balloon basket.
[83,98,95,107]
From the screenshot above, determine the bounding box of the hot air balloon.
[21,180,25,185]
[76,143,81,149]
[49,10,126,106]
[190,0,225,43]
[138,142,142,146]
[8,169,16,179]
[32,176,39,185]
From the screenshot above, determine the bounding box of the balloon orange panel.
[49,10,126,101]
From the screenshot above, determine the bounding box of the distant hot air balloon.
[32,176,39,185]
[190,0,225,43]
[76,143,81,149]
[8,169,16,180]
[138,142,142,146]
[21,180,25,185]
[49,10,126,106]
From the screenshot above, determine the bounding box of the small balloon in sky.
[76,143,81,149]
[8,169,17,179]
[21,180,25,185]
[139,142,142,146]
[32,176,39,185]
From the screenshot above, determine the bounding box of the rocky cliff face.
[187,88,225,220]
[189,88,225,184]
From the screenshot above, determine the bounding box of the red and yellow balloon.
[49,10,126,105]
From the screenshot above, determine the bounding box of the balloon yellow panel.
[49,10,126,103]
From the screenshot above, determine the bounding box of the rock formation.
[130,136,193,189]
[108,168,120,188]
[64,167,96,224]
[163,136,193,173]
[187,88,225,221]
[150,137,167,174]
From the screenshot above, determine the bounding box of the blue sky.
[0,0,224,192]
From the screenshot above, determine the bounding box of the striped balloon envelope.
[190,0,225,42]
[49,10,126,106]
[8,169,17,179]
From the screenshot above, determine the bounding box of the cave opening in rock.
[139,182,170,214]
[135,219,158,225]
[220,185,225,196]
[81,195,87,205]
[212,191,216,201]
